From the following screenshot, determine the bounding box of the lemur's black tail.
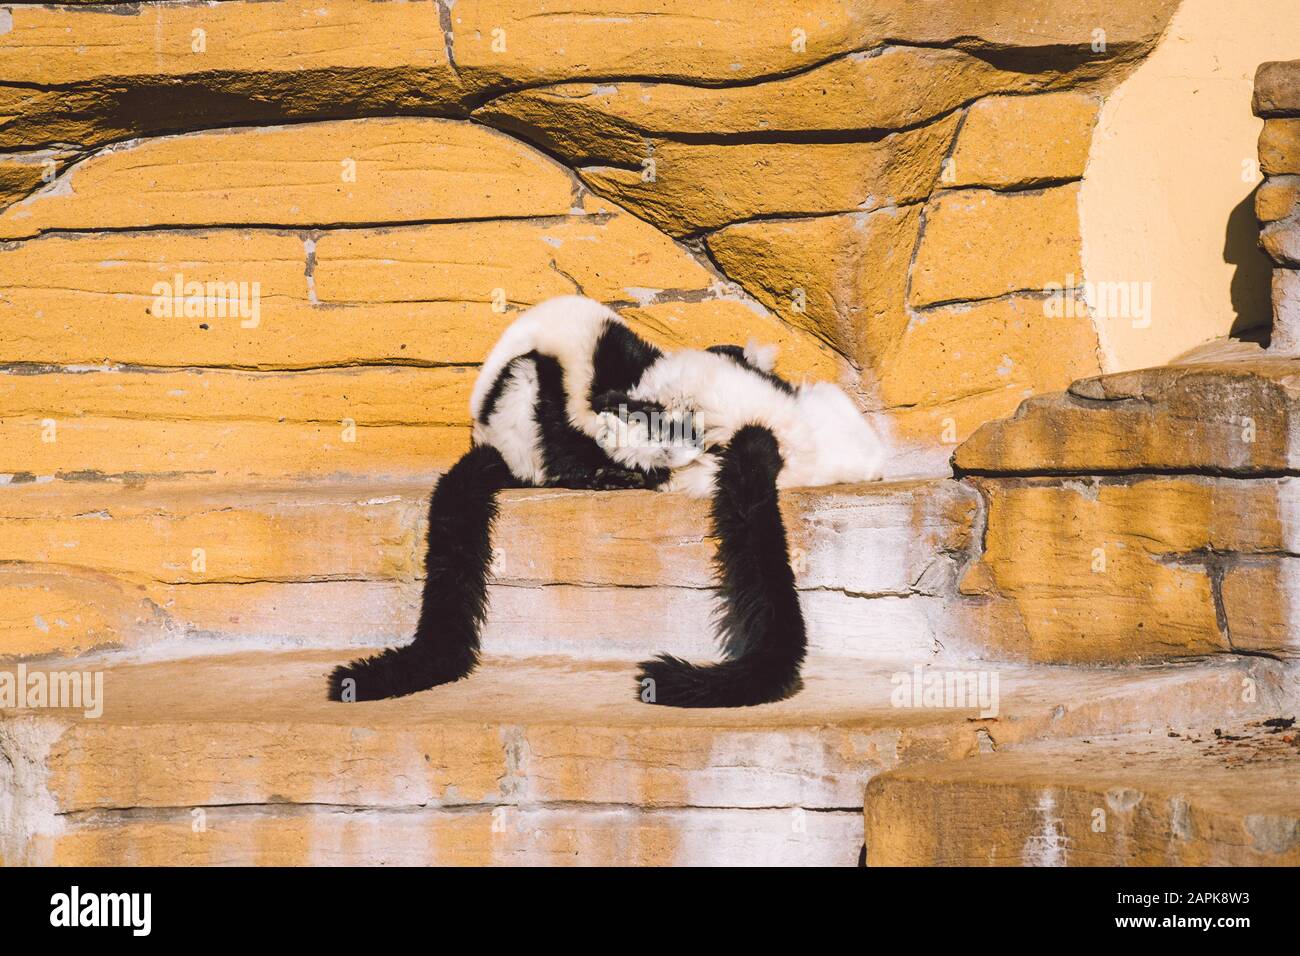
[327,445,513,702]
[636,425,806,708]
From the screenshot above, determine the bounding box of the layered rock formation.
[1257,59,1300,353]
[954,362,1300,663]
[0,0,1183,467]
[3,1,1298,868]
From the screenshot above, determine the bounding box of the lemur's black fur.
[533,352,670,490]
[327,444,513,702]
[636,425,806,707]
[327,320,803,708]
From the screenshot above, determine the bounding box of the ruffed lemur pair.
[328,295,885,708]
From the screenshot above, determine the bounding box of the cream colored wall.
[1081,0,1300,371]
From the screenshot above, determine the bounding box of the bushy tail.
[328,445,513,702]
[635,425,806,708]
[636,651,802,708]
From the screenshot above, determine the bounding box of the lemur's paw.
[592,466,649,490]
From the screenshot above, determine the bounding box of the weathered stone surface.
[0,121,837,392]
[1260,119,1300,175]
[0,1,464,150]
[948,91,1099,188]
[7,418,470,483]
[477,47,1063,166]
[1,1,454,88]
[147,580,950,663]
[310,206,839,380]
[0,345,833,484]
[0,565,165,659]
[578,115,958,237]
[875,0,1180,53]
[0,230,326,368]
[311,202,710,307]
[0,150,76,209]
[1254,59,1300,117]
[491,482,976,594]
[876,294,1101,423]
[866,726,1300,865]
[959,476,1297,663]
[6,466,1292,670]
[618,298,841,382]
[451,0,872,91]
[0,119,575,240]
[0,0,1177,153]
[1273,269,1300,354]
[41,806,861,867]
[0,478,976,659]
[1256,175,1300,222]
[1170,337,1269,365]
[0,482,423,592]
[0,75,461,158]
[954,360,1300,475]
[1262,217,1300,266]
[0,222,825,378]
[450,0,1178,92]
[1221,559,1300,657]
[706,206,919,370]
[0,367,473,480]
[909,184,1082,308]
[0,241,525,371]
[881,390,1065,453]
[0,1,1183,464]
[0,0,1259,871]
[1,367,469,430]
[1,648,1274,865]
[953,361,1300,665]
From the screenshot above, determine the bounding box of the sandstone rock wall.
[1257,59,1300,353]
[0,0,1182,481]
[7,1,1297,673]
[953,361,1300,663]
[912,62,1300,663]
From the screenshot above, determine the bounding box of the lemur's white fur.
[471,296,886,496]
[475,359,545,485]
[472,296,617,438]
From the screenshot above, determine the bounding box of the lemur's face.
[593,392,705,472]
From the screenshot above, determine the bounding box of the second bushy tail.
[327,445,513,702]
[636,425,807,708]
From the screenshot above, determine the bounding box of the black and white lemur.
[327,295,885,707]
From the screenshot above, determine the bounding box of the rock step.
[0,477,977,662]
[0,651,1284,866]
[864,718,1300,866]
[949,358,1300,664]
[954,358,1300,476]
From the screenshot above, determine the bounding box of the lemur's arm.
[635,424,807,707]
